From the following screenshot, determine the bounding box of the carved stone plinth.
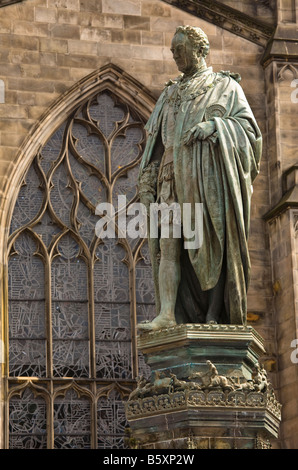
[137,323,265,380]
[125,324,281,449]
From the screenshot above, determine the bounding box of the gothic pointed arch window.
[5,65,156,449]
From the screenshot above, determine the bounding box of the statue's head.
[171,25,209,74]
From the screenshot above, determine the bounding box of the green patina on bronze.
[137,26,262,331]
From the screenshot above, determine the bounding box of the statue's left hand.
[184,121,216,145]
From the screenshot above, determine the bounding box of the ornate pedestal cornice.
[161,0,274,47]
[126,387,282,426]
[137,323,265,356]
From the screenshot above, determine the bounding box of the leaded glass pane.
[95,303,130,341]
[9,389,47,449]
[76,201,99,247]
[9,233,45,300]
[96,341,132,379]
[9,164,44,235]
[9,339,46,377]
[135,243,156,305]
[9,233,46,377]
[71,122,106,173]
[53,340,89,378]
[51,234,89,377]
[92,93,125,138]
[40,123,66,175]
[33,210,61,247]
[54,389,91,449]
[135,243,155,379]
[97,390,128,449]
[112,165,140,209]
[51,235,87,301]
[7,81,150,448]
[68,151,106,207]
[94,239,129,303]
[50,162,75,227]
[111,126,143,174]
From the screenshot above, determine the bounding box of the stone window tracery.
[6,82,155,449]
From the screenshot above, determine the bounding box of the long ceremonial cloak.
[139,68,262,325]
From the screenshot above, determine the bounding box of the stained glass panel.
[97,390,128,449]
[7,82,150,448]
[9,389,47,449]
[40,123,66,175]
[135,242,156,306]
[9,164,44,235]
[94,239,129,303]
[51,234,89,377]
[71,122,106,173]
[96,341,132,379]
[50,162,75,228]
[9,232,46,377]
[92,93,125,138]
[33,210,61,247]
[54,389,91,449]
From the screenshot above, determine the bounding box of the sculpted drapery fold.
[139,67,262,325]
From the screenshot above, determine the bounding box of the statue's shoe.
[137,317,176,332]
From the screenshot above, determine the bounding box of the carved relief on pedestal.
[126,360,281,421]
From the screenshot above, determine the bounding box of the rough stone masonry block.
[47,0,80,10]
[102,0,141,16]
[123,15,150,31]
[80,0,102,12]
[35,7,57,24]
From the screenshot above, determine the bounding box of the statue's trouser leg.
[158,235,182,322]
[205,267,226,323]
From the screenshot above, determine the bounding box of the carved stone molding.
[277,63,298,81]
[293,213,298,236]
[0,0,23,7]
[137,323,265,354]
[254,0,275,11]
[161,0,274,47]
[126,387,282,423]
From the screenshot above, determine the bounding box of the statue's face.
[170,32,198,74]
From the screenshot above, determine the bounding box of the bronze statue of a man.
[137,26,262,332]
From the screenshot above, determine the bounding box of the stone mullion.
[130,254,138,380]
[46,252,54,449]
[90,385,97,449]
[44,252,52,382]
[1,256,9,448]
[89,255,96,380]
[289,210,298,340]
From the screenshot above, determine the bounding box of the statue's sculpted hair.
[175,25,210,58]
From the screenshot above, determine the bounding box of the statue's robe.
[139,67,262,325]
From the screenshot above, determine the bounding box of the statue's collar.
[179,66,213,83]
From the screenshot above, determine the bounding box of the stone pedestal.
[125,324,281,449]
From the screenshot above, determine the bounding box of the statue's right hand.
[184,121,216,145]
